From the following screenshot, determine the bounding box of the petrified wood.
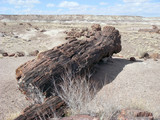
[138,25,160,34]
[15,25,121,119]
[16,25,121,101]
[15,96,66,120]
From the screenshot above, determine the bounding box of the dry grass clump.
[135,47,149,58]
[53,70,97,116]
[52,69,121,119]
[52,70,120,120]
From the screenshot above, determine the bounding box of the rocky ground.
[0,15,160,120]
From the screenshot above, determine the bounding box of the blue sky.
[0,0,160,17]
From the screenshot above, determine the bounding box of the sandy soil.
[1,57,160,119]
[0,20,160,119]
[89,58,160,118]
[0,57,34,120]
[0,22,67,55]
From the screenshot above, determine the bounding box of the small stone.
[15,52,25,57]
[130,57,136,62]
[35,27,39,30]
[27,23,32,26]
[140,52,150,59]
[9,53,15,57]
[144,53,150,58]
[14,36,18,38]
[40,29,46,32]
[19,23,23,25]
[2,52,8,57]
[25,39,31,42]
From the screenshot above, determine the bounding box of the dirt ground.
[0,57,34,120]
[0,20,160,119]
[89,58,160,118]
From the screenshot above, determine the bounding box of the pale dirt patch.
[43,29,67,50]
[0,57,34,120]
[0,22,67,55]
[18,29,37,40]
[89,58,160,118]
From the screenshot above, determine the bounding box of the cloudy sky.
[0,0,160,17]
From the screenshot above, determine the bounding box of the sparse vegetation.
[53,70,97,116]
[52,71,120,120]
[135,47,149,58]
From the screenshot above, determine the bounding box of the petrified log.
[16,25,121,101]
[15,96,66,120]
[15,25,121,119]
[138,25,160,34]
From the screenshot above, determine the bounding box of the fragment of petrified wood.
[138,25,160,34]
[116,109,154,120]
[15,96,66,120]
[16,25,121,101]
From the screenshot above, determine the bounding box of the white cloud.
[59,1,79,8]
[46,3,55,8]
[100,1,160,16]
[5,0,40,11]
[56,4,98,15]
[0,7,9,13]
[123,0,149,3]
[3,0,40,14]
[7,0,40,5]
[99,2,108,5]
[2,0,160,17]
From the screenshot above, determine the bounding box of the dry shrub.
[53,69,97,116]
[52,69,118,119]
[135,47,149,58]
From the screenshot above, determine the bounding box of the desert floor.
[0,21,160,119]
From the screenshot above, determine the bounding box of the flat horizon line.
[1,14,160,18]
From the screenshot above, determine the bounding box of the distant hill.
[0,15,160,25]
